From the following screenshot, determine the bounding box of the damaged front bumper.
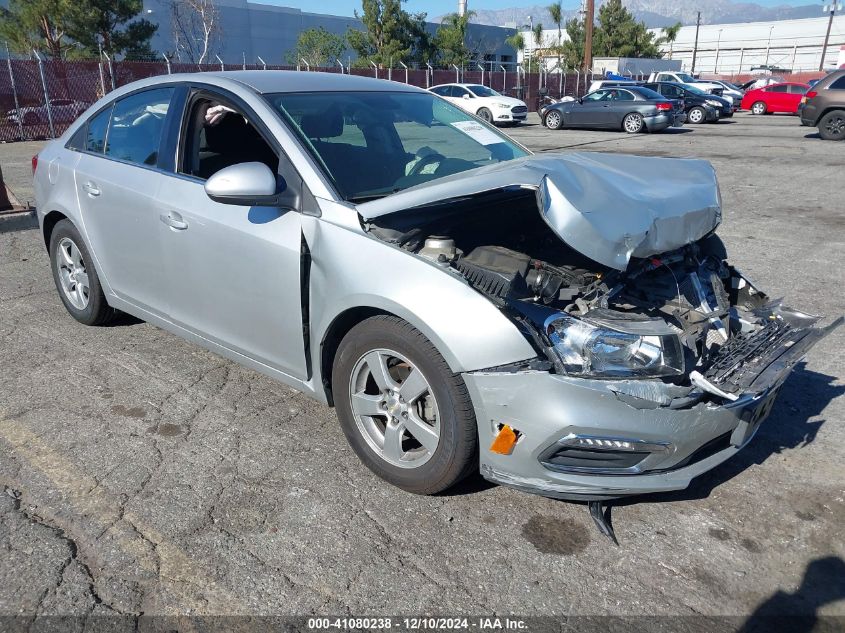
[465,314,841,501]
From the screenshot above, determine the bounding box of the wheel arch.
[816,106,845,127]
[42,209,69,250]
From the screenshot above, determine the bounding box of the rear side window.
[829,76,845,90]
[105,88,174,166]
[85,106,112,153]
[787,84,808,94]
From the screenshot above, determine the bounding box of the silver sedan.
[33,72,837,508]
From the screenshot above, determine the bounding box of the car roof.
[112,71,428,97]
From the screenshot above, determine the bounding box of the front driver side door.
[567,90,610,127]
[155,90,309,380]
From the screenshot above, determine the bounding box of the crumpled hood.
[357,152,721,270]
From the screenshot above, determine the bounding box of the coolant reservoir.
[420,236,457,262]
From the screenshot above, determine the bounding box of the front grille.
[703,320,802,394]
[511,105,528,114]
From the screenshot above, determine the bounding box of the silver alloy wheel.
[477,108,493,123]
[624,113,643,133]
[752,101,766,115]
[55,237,90,310]
[688,107,704,123]
[348,348,440,469]
[545,110,562,129]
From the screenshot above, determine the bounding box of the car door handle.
[82,181,100,196]
[160,212,188,231]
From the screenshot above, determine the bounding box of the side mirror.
[204,162,284,207]
[462,93,471,100]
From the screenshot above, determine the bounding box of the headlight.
[544,314,684,378]
[495,102,511,109]
[706,99,723,107]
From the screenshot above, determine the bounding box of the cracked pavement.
[0,114,843,622]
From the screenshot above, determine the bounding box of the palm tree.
[659,21,683,59]
[532,22,544,64]
[547,2,563,74]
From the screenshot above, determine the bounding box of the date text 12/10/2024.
[307,617,528,630]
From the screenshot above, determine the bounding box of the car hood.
[483,96,525,107]
[357,152,721,271]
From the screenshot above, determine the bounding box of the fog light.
[539,434,672,475]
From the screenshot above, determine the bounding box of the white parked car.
[429,83,528,126]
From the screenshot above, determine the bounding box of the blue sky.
[259,0,813,19]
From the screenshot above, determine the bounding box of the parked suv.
[800,69,845,140]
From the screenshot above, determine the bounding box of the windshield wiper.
[347,194,389,203]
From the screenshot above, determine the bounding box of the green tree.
[657,21,683,59]
[546,1,563,70]
[286,27,346,67]
[560,18,585,69]
[432,11,476,68]
[67,0,157,59]
[592,0,659,59]
[0,0,75,58]
[505,31,524,67]
[347,0,425,67]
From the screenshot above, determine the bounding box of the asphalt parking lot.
[1,113,843,628]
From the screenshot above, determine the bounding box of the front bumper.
[496,110,528,123]
[465,314,840,501]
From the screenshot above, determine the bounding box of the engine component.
[419,235,457,262]
[456,246,531,299]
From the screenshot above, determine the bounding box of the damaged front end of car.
[357,152,841,502]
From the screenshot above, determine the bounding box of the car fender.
[303,203,538,386]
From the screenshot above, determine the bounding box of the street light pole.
[820,3,843,71]
[583,0,595,72]
[691,11,701,73]
[714,29,723,73]
[765,25,774,67]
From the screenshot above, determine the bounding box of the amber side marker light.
[490,424,519,455]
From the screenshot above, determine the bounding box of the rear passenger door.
[785,84,807,112]
[764,84,789,112]
[72,86,175,316]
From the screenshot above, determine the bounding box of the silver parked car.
[34,72,839,510]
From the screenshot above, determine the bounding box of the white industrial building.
[517,13,845,75]
[663,14,845,75]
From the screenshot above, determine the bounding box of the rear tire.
[49,219,117,326]
[687,106,706,124]
[622,112,644,133]
[332,315,478,495]
[818,110,845,141]
[751,101,767,115]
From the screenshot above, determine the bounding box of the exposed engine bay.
[366,187,838,405]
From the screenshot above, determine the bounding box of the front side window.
[105,88,174,166]
[766,85,788,93]
[584,90,609,102]
[266,91,528,202]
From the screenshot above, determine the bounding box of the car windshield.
[266,91,528,202]
[681,84,709,96]
[467,85,501,98]
[633,87,664,100]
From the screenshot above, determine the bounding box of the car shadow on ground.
[804,132,821,139]
[659,128,695,134]
[736,556,845,632]
[616,362,843,506]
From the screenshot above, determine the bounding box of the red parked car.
[742,82,810,115]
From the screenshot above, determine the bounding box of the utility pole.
[583,0,595,72]
[820,3,843,71]
[691,11,701,73]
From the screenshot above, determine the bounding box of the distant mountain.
[438,0,820,28]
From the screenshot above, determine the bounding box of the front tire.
[544,109,563,130]
[623,112,644,133]
[49,219,116,326]
[477,107,493,123]
[818,110,845,141]
[751,101,767,115]
[332,315,477,495]
[687,106,706,124]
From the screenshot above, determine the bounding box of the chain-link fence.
[0,58,598,143]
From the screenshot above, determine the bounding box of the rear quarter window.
[828,76,845,90]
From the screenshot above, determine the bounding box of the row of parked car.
[428,69,845,142]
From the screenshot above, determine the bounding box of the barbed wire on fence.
[0,56,826,142]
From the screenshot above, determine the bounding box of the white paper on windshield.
[450,120,503,145]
